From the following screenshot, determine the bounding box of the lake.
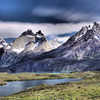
[0,78,81,96]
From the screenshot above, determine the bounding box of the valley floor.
[0,72,72,86]
[1,72,100,100]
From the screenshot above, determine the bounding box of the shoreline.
[1,71,100,100]
[0,72,78,86]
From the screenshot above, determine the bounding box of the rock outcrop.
[0,30,52,67]
[0,37,10,58]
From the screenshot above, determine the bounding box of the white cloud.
[0,21,94,38]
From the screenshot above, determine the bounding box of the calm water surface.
[0,78,81,96]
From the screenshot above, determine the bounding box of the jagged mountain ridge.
[37,22,100,60]
[11,30,51,53]
[1,22,100,72]
[0,30,52,66]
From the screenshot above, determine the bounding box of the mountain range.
[0,22,100,72]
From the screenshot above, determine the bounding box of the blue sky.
[0,0,100,23]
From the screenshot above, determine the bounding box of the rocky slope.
[0,30,52,67]
[11,30,51,53]
[1,22,100,72]
[0,37,10,57]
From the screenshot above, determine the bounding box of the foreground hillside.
[1,71,100,100]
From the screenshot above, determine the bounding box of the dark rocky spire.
[20,29,35,36]
[35,30,47,42]
[36,30,44,36]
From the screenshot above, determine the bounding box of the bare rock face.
[11,30,51,53]
[11,30,36,53]
[0,30,52,67]
[24,30,51,53]
[0,37,10,57]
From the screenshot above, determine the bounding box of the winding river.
[0,78,81,96]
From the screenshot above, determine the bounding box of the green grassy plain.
[0,72,75,85]
[1,72,100,100]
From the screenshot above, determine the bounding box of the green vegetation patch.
[1,71,100,100]
[0,72,75,86]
